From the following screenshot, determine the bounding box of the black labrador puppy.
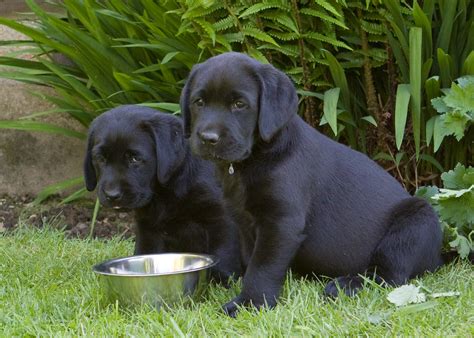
[83,105,241,283]
[180,52,443,316]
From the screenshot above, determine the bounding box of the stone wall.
[0,16,84,195]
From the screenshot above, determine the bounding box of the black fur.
[83,105,241,283]
[180,52,443,317]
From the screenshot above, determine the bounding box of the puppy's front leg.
[134,224,166,255]
[222,216,306,317]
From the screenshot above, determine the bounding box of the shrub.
[0,0,472,196]
[417,163,474,258]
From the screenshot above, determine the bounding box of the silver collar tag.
[228,163,234,175]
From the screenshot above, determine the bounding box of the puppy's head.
[84,105,185,208]
[180,52,298,163]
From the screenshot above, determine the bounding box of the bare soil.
[0,194,134,239]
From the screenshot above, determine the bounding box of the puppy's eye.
[95,155,106,164]
[232,100,246,110]
[129,156,141,164]
[193,98,205,107]
[126,153,142,165]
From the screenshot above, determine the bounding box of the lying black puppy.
[180,52,443,316]
[83,105,241,283]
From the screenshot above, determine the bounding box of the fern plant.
[0,0,472,200]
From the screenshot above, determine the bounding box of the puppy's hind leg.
[369,197,443,286]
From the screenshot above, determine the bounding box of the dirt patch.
[0,194,134,239]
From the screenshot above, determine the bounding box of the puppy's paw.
[222,295,245,318]
[222,294,277,317]
[324,276,364,298]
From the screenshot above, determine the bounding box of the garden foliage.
[0,1,472,254]
[417,163,474,258]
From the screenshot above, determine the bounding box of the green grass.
[0,225,472,336]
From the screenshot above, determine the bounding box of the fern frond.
[247,47,269,63]
[215,35,232,51]
[212,15,236,32]
[194,19,216,45]
[360,20,385,35]
[305,32,352,50]
[239,1,290,18]
[182,3,224,19]
[269,31,300,41]
[368,35,386,43]
[259,12,299,33]
[242,26,279,46]
[222,32,244,43]
[285,67,303,74]
[258,43,299,57]
[300,8,347,29]
[314,0,342,18]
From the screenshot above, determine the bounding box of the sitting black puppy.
[83,105,241,283]
[180,52,443,316]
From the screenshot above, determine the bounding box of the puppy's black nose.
[198,131,220,145]
[103,188,122,201]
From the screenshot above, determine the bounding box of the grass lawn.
[1,225,472,336]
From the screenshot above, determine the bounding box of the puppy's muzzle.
[198,130,220,146]
[103,187,123,202]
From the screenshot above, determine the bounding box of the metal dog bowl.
[93,253,218,308]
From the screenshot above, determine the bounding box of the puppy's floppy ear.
[147,115,186,185]
[83,127,97,191]
[257,64,298,142]
[180,64,201,138]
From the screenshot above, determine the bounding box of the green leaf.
[195,19,216,45]
[462,51,474,75]
[323,88,340,136]
[448,234,473,259]
[425,116,435,146]
[394,84,411,150]
[437,48,453,88]
[430,291,461,298]
[409,27,422,160]
[161,51,180,65]
[138,102,180,113]
[34,177,85,204]
[431,97,449,113]
[373,152,393,162]
[60,187,88,205]
[387,285,426,307]
[435,0,457,54]
[238,2,288,18]
[394,152,405,166]
[242,27,279,46]
[415,186,439,202]
[0,120,86,139]
[441,163,474,189]
[361,116,377,126]
[323,50,350,111]
[419,154,444,173]
[305,32,352,50]
[433,186,474,228]
[413,1,432,61]
[433,115,448,152]
[300,8,347,29]
[425,76,441,114]
[314,0,342,18]
[395,301,438,314]
[444,79,474,115]
[443,111,470,140]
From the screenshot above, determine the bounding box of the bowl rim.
[92,252,219,277]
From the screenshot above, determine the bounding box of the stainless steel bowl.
[93,253,218,308]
